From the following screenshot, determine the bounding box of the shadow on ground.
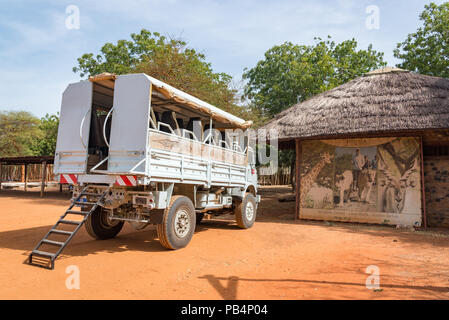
[0,218,240,261]
[198,274,449,299]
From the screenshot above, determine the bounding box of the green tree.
[243,37,386,117]
[394,2,449,78]
[73,29,245,118]
[73,30,177,77]
[0,111,42,157]
[32,113,59,156]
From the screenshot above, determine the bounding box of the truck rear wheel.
[235,193,257,229]
[157,195,196,250]
[85,206,124,240]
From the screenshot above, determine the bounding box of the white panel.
[54,80,93,174]
[108,74,151,173]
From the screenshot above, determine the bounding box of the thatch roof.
[262,68,449,141]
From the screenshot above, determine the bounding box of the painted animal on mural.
[335,170,353,206]
[335,168,376,206]
[358,168,376,203]
[300,152,333,207]
[378,158,418,213]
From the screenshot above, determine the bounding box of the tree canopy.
[243,37,386,117]
[31,113,59,156]
[394,2,449,78]
[0,111,59,157]
[73,29,246,118]
[0,111,42,157]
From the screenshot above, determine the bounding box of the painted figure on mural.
[352,148,365,191]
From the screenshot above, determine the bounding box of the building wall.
[424,157,449,227]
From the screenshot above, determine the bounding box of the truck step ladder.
[27,185,110,270]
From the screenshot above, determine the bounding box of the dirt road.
[0,186,448,299]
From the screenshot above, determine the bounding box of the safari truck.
[28,73,259,269]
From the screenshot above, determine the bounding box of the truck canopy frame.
[54,73,257,191]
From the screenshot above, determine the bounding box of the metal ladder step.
[59,219,82,225]
[32,250,56,258]
[28,185,110,270]
[66,209,90,215]
[50,229,73,236]
[73,201,97,206]
[42,239,65,246]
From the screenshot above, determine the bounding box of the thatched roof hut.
[263,67,449,142]
[260,67,449,228]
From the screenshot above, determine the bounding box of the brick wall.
[424,157,449,227]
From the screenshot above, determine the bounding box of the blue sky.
[0,0,443,117]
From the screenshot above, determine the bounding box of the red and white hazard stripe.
[115,175,137,187]
[59,174,78,184]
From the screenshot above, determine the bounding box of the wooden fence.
[258,166,293,186]
[1,162,293,187]
[0,164,56,182]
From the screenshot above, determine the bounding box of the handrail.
[149,117,157,129]
[158,122,175,135]
[219,139,230,149]
[181,129,199,141]
[89,156,109,173]
[203,132,212,144]
[103,107,114,148]
[79,108,91,149]
[149,124,246,155]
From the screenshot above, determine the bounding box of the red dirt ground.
[0,185,448,300]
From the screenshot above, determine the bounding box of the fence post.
[295,139,302,221]
[40,161,47,197]
[24,164,28,192]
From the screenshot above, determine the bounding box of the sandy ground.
[0,185,448,300]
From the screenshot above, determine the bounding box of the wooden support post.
[21,165,25,182]
[24,164,28,192]
[420,136,427,229]
[0,164,2,190]
[59,183,63,192]
[295,139,302,221]
[40,161,47,197]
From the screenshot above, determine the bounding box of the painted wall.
[299,137,422,227]
[424,157,449,227]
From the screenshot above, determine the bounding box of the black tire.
[85,206,124,240]
[157,195,196,250]
[196,212,205,225]
[234,193,257,229]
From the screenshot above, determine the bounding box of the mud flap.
[149,209,164,225]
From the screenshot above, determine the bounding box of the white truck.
[28,73,259,269]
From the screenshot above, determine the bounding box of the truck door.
[54,80,93,174]
[107,74,151,174]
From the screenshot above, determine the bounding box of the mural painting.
[300,137,422,227]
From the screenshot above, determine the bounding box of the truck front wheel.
[234,193,257,229]
[157,195,196,249]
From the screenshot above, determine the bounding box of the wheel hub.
[174,209,190,238]
[245,202,254,221]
